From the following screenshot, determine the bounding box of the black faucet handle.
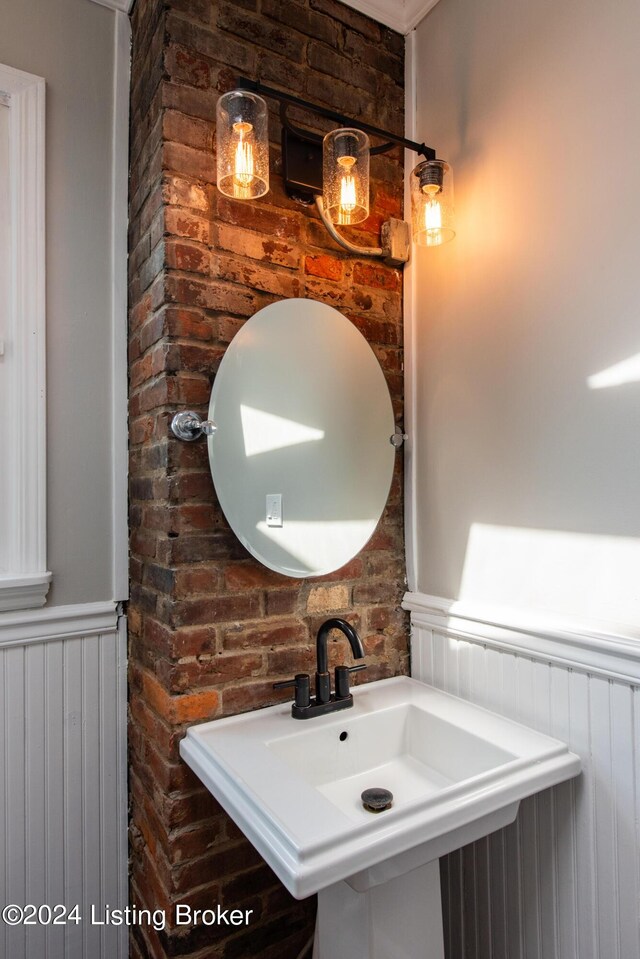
[334,663,367,700]
[273,673,311,709]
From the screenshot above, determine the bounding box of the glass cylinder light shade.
[411,159,455,247]
[323,128,370,225]
[216,90,269,200]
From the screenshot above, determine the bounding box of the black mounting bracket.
[281,127,323,203]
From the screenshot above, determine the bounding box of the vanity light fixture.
[323,128,370,226]
[411,159,455,247]
[216,89,270,199]
[216,78,455,266]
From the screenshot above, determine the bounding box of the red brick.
[213,223,300,269]
[221,680,292,716]
[165,239,210,274]
[138,665,221,723]
[165,208,210,244]
[174,566,221,596]
[212,253,302,297]
[171,593,263,626]
[262,0,339,46]
[304,253,344,281]
[158,624,217,659]
[256,53,306,95]
[266,645,315,676]
[353,261,401,292]
[343,30,404,84]
[217,4,305,61]
[162,140,214,180]
[266,590,299,616]
[162,81,219,124]
[167,471,214,501]
[223,619,308,650]
[158,651,263,692]
[305,71,374,118]
[164,785,223,831]
[165,43,211,90]
[307,40,379,95]
[171,820,225,865]
[309,0,381,40]
[224,562,291,591]
[216,197,303,240]
[128,0,407,953]
[166,12,256,74]
[163,110,213,152]
[162,305,214,341]
[165,273,269,317]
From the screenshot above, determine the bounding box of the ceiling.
[339,0,440,34]
[91,0,439,34]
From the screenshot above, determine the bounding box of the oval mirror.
[208,298,396,578]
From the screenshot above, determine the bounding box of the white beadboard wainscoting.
[0,603,128,959]
[405,592,640,959]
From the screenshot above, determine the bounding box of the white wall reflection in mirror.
[240,405,325,457]
[208,298,396,577]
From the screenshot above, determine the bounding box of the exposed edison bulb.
[217,90,268,199]
[232,121,254,198]
[338,156,357,217]
[411,159,455,247]
[323,132,369,225]
[423,189,444,246]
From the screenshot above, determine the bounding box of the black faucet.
[315,618,364,704]
[273,618,366,720]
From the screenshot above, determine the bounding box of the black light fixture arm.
[236,76,436,161]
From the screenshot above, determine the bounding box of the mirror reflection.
[208,298,396,578]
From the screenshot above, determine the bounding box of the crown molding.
[85,0,435,32]
[341,0,441,34]
[86,0,134,13]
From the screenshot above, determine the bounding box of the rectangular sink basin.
[268,703,514,822]
[180,676,580,898]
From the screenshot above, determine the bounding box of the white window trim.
[0,64,49,612]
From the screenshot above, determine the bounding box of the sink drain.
[361,787,393,813]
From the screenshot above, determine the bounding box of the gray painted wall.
[413,0,640,623]
[0,0,117,606]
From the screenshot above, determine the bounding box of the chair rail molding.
[0,63,48,612]
[0,600,118,649]
[404,591,640,685]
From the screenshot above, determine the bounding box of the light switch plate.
[266,493,283,527]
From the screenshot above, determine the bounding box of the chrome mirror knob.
[170,411,217,442]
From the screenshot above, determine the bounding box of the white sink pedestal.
[180,675,581,958]
[313,860,444,959]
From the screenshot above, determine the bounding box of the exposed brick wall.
[128,1,408,956]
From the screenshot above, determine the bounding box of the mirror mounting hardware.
[171,411,217,442]
[390,427,408,449]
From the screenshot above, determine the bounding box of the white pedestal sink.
[181,677,580,959]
